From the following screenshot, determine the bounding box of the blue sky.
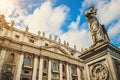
[0,0,120,50]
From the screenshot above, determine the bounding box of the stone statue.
[54,35,57,41]
[10,20,15,27]
[85,6,109,44]
[49,34,52,39]
[25,26,29,32]
[0,14,8,27]
[38,31,41,36]
[58,38,61,43]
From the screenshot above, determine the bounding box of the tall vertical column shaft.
[38,57,43,80]
[32,55,38,80]
[16,53,24,80]
[60,62,63,80]
[48,58,51,80]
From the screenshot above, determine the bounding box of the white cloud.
[0,0,16,20]
[0,0,27,28]
[61,16,92,50]
[108,20,120,37]
[98,0,120,25]
[69,16,80,30]
[61,29,92,50]
[23,1,69,35]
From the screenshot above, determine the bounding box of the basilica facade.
[0,7,120,80]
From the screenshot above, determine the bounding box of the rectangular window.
[51,60,59,71]
[52,73,59,79]
[15,35,20,40]
[29,39,34,43]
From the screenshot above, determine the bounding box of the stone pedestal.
[79,43,119,80]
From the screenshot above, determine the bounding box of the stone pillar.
[66,64,70,80]
[48,58,51,80]
[16,53,24,80]
[77,67,81,80]
[38,57,43,80]
[69,65,72,80]
[107,54,118,80]
[32,55,38,80]
[60,62,63,80]
[0,48,7,79]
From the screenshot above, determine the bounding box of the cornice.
[3,26,80,53]
[79,42,120,60]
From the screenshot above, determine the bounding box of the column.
[38,57,43,80]
[16,53,24,80]
[32,55,38,80]
[48,58,51,80]
[69,65,72,80]
[66,64,70,80]
[60,62,63,80]
[0,48,6,72]
[107,54,118,80]
[77,67,81,80]
[0,48,7,79]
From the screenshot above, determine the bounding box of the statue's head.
[89,6,95,12]
[0,14,5,19]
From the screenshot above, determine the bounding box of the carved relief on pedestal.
[91,63,109,80]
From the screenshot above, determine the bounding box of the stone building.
[0,7,120,80]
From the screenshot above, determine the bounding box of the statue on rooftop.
[10,20,15,27]
[85,6,109,44]
[25,26,29,32]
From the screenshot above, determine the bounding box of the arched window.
[52,62,56,70]
[25,57,31,65]
[52,61,59,71]
[43,60,47,69]
[71,65,77,74]
[9,53,15,63]
[62,64,66,73]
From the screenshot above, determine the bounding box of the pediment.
[41,45,70,55]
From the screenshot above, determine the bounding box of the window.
[29,39,34,43]
[52,73,59,79]
[15,35,20,40]
[9,53,15,63]
[63,76,66,80]
[25,57,31,65]
[52,60,59,71]
[62,64,66,73]
[43,60,47,69]
[71,65,77,75]
[52,62,56,70]
[24,70,29,74]
[43,72,47,77]
[45,43,48,46]
[2,72,13,80]
[21,78,30,80]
